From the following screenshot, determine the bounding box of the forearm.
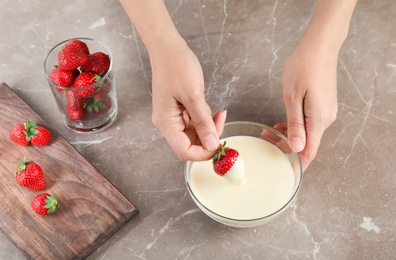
[119,0,185,53]
[299,0,357,53]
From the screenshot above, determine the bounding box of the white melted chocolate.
[189,135,295,220]
[223,155,245,184]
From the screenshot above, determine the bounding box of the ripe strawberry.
[49,66,75,90]
[9,120,51,146]
[31,193,59,216]
[86,84,112,114]
[15,156,45,191]
[25,120,51,146]
[30,125,51,146]
[86,97,111,114]
[68,39,89,54]
[66,105,84,121]
[65,90,84,110]
[9,123,30,146]
[82,52,110,75]
[212,141,245,181]
[71,72,101,98]
[58,39,89,71]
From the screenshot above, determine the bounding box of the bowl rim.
[184,121,303,223]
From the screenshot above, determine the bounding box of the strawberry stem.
[15,155,31,174]
[24,120,39,141]
[44,194,59,214]
[212,141,228,161]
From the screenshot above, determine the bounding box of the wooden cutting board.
[0,82,138,259]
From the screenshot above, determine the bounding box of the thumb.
[185,97,220,152]
[284,96,306,153]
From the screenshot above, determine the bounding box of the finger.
[299,119,324,171]
[167,132,215,161]
[162,115,215,161]
[284,94,306,152]
[261,122,291,153]
[181,110,226,161]
[212,110,227,137]
[184,96,220,152]
[182,109,191,127]
[273,122,287,136]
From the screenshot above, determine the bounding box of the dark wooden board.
[0,82,138,259]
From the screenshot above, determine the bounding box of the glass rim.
[44,37,113,91]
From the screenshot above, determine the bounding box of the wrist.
[300,0,357,54]
[144,29,187,58]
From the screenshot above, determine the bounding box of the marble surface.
[1,0,395,259]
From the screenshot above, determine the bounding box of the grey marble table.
[0,0,394,259]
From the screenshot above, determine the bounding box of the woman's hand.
[275,39,338,172]
[150,38,226,161]
[274,0,357,172]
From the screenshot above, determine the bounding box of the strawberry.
[66,105,84,121]
[31,193,59,216]
[68,39,89,54]
[9,120,51,146]
[49,66,75,90]
[30,125,51,146]
[86,84,112,114]
[71,72,101,98]
[82,52,111,75]
[212,141,245,182]
[86,96,111,114]
[65,90,84,110]
[58,39,89,71]
[15,156,45,191]
[9,123,30,146]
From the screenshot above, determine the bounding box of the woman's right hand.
[149,37,226,161]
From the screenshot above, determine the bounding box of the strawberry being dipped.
[31,193,59,216]
[15,156,45,191]
[212,141,245,183]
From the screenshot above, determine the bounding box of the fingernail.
[291,137,304,152]
[222,109,227,122]
[203,133,219,152]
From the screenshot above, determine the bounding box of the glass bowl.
[184,121,302,228]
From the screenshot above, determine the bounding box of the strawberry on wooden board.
[29,126,51,146]
[82,51,110,75]
[9,123,30,146]
[212,141,245,183]
[15,156,45,191]
[9,120,51,146]
[31,193,59,216]
[71,71,101,98]
[58,39,89,71]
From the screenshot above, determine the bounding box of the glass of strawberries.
[44,38,117,132]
